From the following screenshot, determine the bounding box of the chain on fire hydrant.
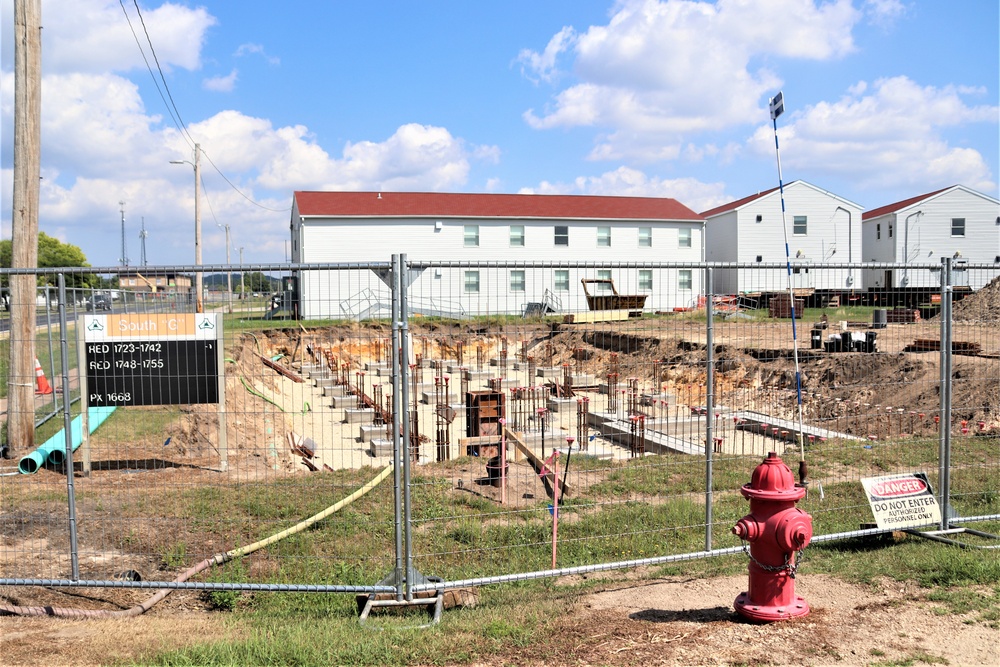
[732,452,812,622]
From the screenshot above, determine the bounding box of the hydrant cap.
[742,452,806,501]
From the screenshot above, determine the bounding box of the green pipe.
[18,406,117,475]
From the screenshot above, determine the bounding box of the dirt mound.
[948,275,1000,323]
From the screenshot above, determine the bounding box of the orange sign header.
[108,314,196,337]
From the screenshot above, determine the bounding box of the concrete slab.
[344,407,375,423]
[369,438,393,457]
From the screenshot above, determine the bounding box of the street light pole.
[173,144,203,312]
[218,222,232,313]
[239,247,245,307]
[194,144,202,313]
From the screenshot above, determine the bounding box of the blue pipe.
[18,406,117,474]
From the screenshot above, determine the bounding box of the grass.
[130,535,1000,666]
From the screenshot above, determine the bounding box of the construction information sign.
[82,313,221,407]
[861,473,941,529]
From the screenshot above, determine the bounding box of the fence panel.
[1,265,399,601]
[2,260,998,609]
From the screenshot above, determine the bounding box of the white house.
[861,185,1000,290]
[700,181,862,295]
[290,191,705,319]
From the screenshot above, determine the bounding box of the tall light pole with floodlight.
[170,143,203,313]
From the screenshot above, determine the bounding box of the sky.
[1,0,997,268]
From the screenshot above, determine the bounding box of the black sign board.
[85,339,219,406]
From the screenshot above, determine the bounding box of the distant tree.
[243,271,275,293]
[0,232,95,287]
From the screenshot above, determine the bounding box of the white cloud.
[235,43,280,66]
[746,76,998,193]
[523,0,860,161]
[516,26,576,84]
[28,0,216,74]
[519,165,729,212]
[863,0,906,28]
[203,69,239,93]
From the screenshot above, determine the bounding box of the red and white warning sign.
[861,472,941,529]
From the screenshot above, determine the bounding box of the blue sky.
[1,0,997,267]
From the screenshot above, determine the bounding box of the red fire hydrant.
[732,452,812,622]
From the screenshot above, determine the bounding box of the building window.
[678,269,693,291]
[638,227,652,247]
[597,226,611,247]
[952,218,966,237]
[464,225,479,247]
[509,225,525,247]
[554,270,570,292]
[464,271,480,293]
[554,225,569,246]
[678,228,692,248]
[793,216,807,235]
[889,223,893,238]
[639,269,653,291]
[510,270,525,292]
[597,269,612,292]
[876,223,881,240]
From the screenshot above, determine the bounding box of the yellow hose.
[226,464,394,560]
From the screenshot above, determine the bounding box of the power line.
[118,0,190,144]
[118,1,291,214]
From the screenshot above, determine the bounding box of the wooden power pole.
[7,0,42,458]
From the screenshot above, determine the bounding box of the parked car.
[86,295,111,311]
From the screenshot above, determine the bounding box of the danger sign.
[861,472,941,530]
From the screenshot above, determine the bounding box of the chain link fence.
[2,259,998,613]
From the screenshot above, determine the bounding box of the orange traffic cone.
[34,358,53,395]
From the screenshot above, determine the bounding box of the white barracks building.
[290,191,705,319]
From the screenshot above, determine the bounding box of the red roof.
[862,187,952,221]
[294,191,703,221]
[700,185,781,218]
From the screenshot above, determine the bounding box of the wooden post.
[7,0,43,458]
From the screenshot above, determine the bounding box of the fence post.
[400,253,416,602]
[57,274,81,580]
[938,257,953,530]
[390,255,405,600]
[704,266,715,551]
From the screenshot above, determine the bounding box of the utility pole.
[171,143,202,312]
[7,0,42,458]
[119,200,129,267]
[194,145,202,313]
